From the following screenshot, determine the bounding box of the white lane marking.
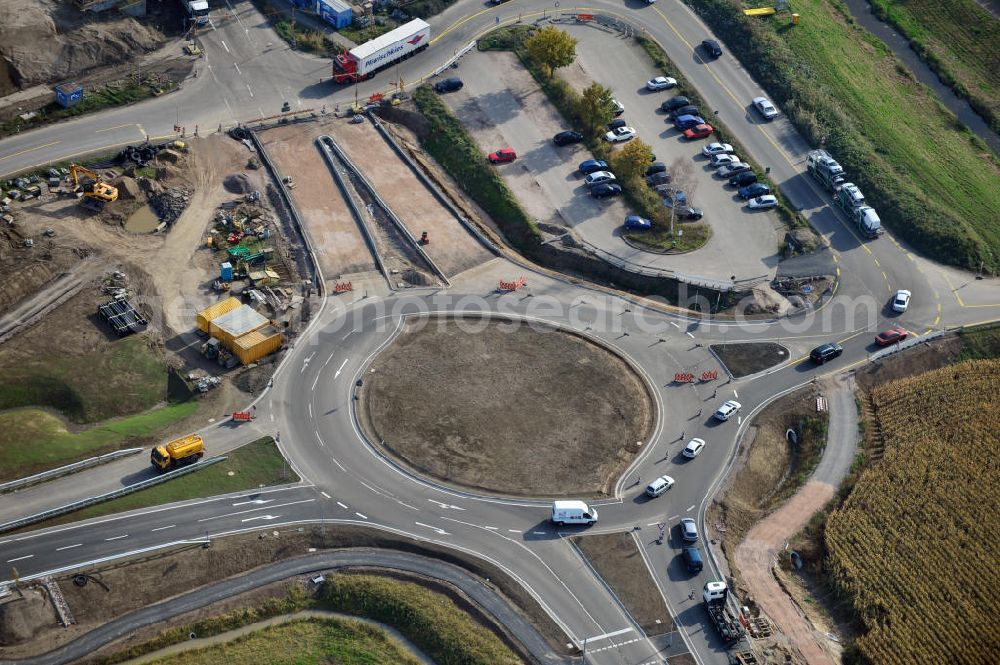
[359,480,391,499]
[583,627,634,643]
[670,322,680,329]
[221,40,230,53]
[320,491,331,499]
[484,526,498,531]
[232,499,272,507]
[308,403,313,418]
[734,390,739,398]
[647,522,661,527]
[324,352,336,366]
[427,499,465,511]
[668,514,679,521]
[396,500,419,511]
[197,498,315,522]
[330,455,346,472]
[414,522,450,535]
[56,544,82,551]
[270,413,274,422]
[337,502,349,510]
[246,83,254,98]
[334,358,348,379]
[687,505,695,511]
[234,63,241,74]
[342,330,354,341]
[355,512,368,520]
[532,531,546,535]
[508,529,522,533]
[738,416,743,426]
[151,524,176,532]
[7,555,34,562]
[587,637,642,654]
[311,373,320,392]
[685,332,695,339]
[105,534,128,541]
[242,514,279,523]
[315,431,325,447]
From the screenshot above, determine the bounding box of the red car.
[683,123,714,139]
[875,327,908,346]
[488,148,517,164]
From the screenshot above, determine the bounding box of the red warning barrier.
[232,411,254,422]
[674,372,696,383]
[334,281,353,293]
[368,92,384,104]
[576,13,594,21]
[498,276,526,292]
[700,370,719,381]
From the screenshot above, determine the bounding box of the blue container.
[55,83,84,108]
[220,262,233,281]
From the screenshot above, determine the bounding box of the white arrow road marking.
[334,358,348,379]
[198,498,315,522]
[232,499,272,507]
[414,522,450,536]
[428,499,465,511]
[242,514,279,523]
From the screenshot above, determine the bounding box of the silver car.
[680,517,699,541]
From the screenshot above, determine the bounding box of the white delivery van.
[551,500,598,526]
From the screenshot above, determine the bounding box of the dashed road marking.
[337,502,348,510]
[320,491,331,499]
[355,512,368,520]
[7,555,34,563]
[105,534,128,541]
[56,544,82,551]
[151,524,176,532]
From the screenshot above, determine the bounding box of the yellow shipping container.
[196,297,241,333]
[209,305,268,347]
[232,325,284,365]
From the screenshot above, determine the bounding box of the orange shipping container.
[209,305,268,346]
[232,325,284,365]
[196,297,241,333]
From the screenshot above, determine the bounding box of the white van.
[551,500,598,526]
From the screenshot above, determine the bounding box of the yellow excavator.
[70,164,118,211]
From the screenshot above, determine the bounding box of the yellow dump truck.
[150,434,205,472]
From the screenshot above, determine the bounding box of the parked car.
[739,183,771,199]
[752,96,779,120]
[661,95,691,112]
[553,130,583,146]
[670,105,700,120]
[747,194,778,210]
[624,214,652,230]
[713,400,741,421]
[646,162,668,176]
[702,142,734,157]
[591,182,623,198]
[717,162,751,178]
[646,76,677,91]
[701,39,722,58]
[678,206,704,220]
[488,148,517,164]
[645,475,675,498]
[682,438,707,458]
[433,77,463,93]
[674,115,705,131]
[892,289,911,313]
[810,343,843,364]
[875,328,908,346]
[663,190,688,208]
[729,171,758,187]
[610,98,625,116]
[584,171,616,187]
[680,517,699,542]
[578,159,608,174]
[684,124,714,139]
[607,118,628,130]
[646,172,672,187]
[710,153,740,168]
[605,126,637,142]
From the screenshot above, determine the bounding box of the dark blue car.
[739,183,771,199]
[579,159,608,175]
[674,114,705,131]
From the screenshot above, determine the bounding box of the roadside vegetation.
[688,0,1000,271]
[825,359,1000,664]
[251,0,343,56]
[868,0,1000,134]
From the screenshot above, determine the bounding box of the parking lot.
[443,26,786,283]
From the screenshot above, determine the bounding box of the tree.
[524,26,578,77]
[577,82,614,135]
[609,139,655,185]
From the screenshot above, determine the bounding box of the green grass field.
[868,0,1000,133]
[625,221,712,253]
[142,616,423,665]
[0,403,197,482]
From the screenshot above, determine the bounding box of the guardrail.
[0,448,143,495]
[0,457,227,535]
[431,40,477,78]
[869,329,947,362]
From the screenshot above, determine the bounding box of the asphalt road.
[3,2,1000,664]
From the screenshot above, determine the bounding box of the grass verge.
[868,0,1000,135]
[710,342,791,378]
[687,0,1000,271]
[625,221,712,253]
[21,437,294,530]
[0,403,198,483]
[251,0,344,57]
[320,573,522,665]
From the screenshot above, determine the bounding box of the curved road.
[3,2,1000,665]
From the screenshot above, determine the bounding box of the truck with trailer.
[185,0,210,27]
[332,19,431,84]
[834,183,883,238]
[806,149,845,192]
[702,581,744,645]
[150,433,205,472]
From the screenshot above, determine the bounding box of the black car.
[647,172,672,187]
[660,95,690,112]
[553,130,584,146]
[670,105,700,120]
[646,162,667,177]
[607,118,627,131]
[591,183,623,199]
[810,343,843,365]
[701,39,722,58]
[434,77,463,93]
[678,207,704,220]
[729,171,758,187]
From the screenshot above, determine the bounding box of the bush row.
[684,0,989,270]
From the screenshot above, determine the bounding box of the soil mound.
[0,587,52,645]
[224,173,253,194]
[116,176,142,200]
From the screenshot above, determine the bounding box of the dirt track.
[358,318,654,496]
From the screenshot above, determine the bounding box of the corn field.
[826,359,1000,664]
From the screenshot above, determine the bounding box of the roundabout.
[356,315,655,497]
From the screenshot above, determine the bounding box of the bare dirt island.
[358,317,655,496]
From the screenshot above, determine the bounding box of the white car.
[682,438,706,459]
[892,289,911,312]
[584,171,617,187]
[714,400,742,421]
[610,98,625,116]
[645,475,675,498]
[702,142,734,157]
[646,76,677,91]
[752,96,779,120]
[747,194,778,210]
[710,154,740,168]
[605,126,637,143]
